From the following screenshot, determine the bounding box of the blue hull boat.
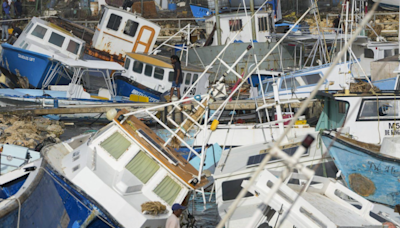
[322,134,400,207]
[1,43,70,89]
[45,166,121,228]
[114,75,162,102]
[0,159,71,228]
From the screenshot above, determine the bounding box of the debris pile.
[0,115,64,149]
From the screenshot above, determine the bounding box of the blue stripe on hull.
[322,135,400,207]
[1,43,69,88]
[115,76,161,102]
[46,166,120,228]
[0,171,67,228]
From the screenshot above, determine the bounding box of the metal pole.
[215,0,222,45]
[250,0,257,41]
[141,0,144,16]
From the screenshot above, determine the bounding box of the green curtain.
[126,151,159,184]
[153,176,182,205]
[100,132,131,159]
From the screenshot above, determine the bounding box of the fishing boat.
[373,0,399,10]
[316,90,400,207]
[88,5,161,62]
[42,109,209,227]
[1,17,86,89]
[0,145,70,227]
[115,53,210,102]
[242,169,396,228]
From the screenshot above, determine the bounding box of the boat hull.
[114,75,162,102]
[0,159,69,228]
[1,43,69,89]
[45,165,121,228]
[322,134,400,207]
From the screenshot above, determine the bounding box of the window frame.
[124,58,131,70]
[154,67,164,80]
[31,25,48,40]
[132,61,144,74]
[144,64,153,77]
[185,73,192,85]
[66,39,81,55]
[229,19,242,32]
[123,20,139,37]
[357,98,400,121]
[106,13,122,31]
[222,177,253,201]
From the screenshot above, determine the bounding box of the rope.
[0,197,21,228]
[39,167,116,228]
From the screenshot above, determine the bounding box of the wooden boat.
[317,91,400,206]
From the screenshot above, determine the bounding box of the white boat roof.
[214,127,316,179]
[53,56,125,71]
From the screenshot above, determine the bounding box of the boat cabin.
[13,17,85,59]
[92,6,161,55]
[258,62,351,99]
[316,91,400,144]
[43,110,208,227]
[122,53,210,96]
[205,11,274,45]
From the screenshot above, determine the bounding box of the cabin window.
[49,32,65,47]
[222,178,253,201]
[24,22,34,35]
[125,151,159,184]
[364,49,374,58]
[31,25,47,39]
[192,74,198,84]
[154,67,164,80]
[67,40,80,55]
[100,131,131,160]
[124,20,139,37]
[280,77,300,90]
[124,58,131,70]
[132,61,143,73]
[338,102,346,114]
[144,65,153,77]
[395,49,399,56]
[301,74,321,85]
[106,14,122,31]
[185,73,192,85]
[98,9,105,25]
[153,176,182,205]
[258,17,269,31]
[168,71,174,82]
[229,19,242,32]
[384,50,392,58]
[358,99,400,120]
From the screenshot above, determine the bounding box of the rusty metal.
[348,173,376,197]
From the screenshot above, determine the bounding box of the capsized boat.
[115,53,210,102]
[243,169,395,228]
[0,145,70,227]
[42,109,209,227]
[1,17,86,89]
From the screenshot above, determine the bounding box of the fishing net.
[349,81,380,93]
[141,201,167,215]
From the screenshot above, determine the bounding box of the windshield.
[258,81,274,96]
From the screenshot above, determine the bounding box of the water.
[187,192,220,228]
[60,122,221,227]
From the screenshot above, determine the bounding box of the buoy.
[210,120,219,131]
[171,95,178,102]
[106,109,117,121]
[194,95,201,101]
